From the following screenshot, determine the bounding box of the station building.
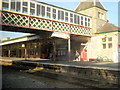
[0,0,120,63]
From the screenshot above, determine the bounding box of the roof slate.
[75,0,107,12]
[96,23,120,33]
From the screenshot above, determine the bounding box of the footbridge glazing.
[0,0,92,36]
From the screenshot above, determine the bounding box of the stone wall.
[77,7,107,33]
[87,32,119,63]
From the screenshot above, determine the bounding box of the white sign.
[51,32,70,39]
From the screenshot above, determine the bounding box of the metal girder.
[0,11,92,36]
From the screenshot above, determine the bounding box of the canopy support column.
[68,37,71,61]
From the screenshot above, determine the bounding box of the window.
[16,1,21,12]
[101,13,104,19]
[58,10,64,21]
[37,4,41,16]
[98,12,100,18]
[102,44,106,49]
[77,15,80,24]
[65,12,68,22]
[58,10,60,20]
[52,9,56,19]
[85,17,87,27]
[47,7,51,18]
[102,37,106,42]
[70,13,73,23]
[2,0,9,10]
[88,18,90,27]
[81,16,83,25]
[11,0,16,11]
[108,43,112,48]
[102,37,112,49]
[30,2,35,15]
[108,37,112,41]
[98,12,104,19]
[61,11,64,20]
[74,14,77,24]
[22,2,28,13]
[41,6,45,17]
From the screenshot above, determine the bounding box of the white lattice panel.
[52,22,70,33]
[2,12,28,26]
[30,18,52,30]
[1,12,92,36]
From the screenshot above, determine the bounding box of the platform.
[0,57,119,71]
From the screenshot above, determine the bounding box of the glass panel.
[77,16,80,24]
[22,1,28,13]
[58,10,60,20]
[41,6,45,17]
[16,2,21,12]
[11,0,15,11]
[65,12,68,16]
[81,16,83,25]
[53,14,56,19]
[30,9,35,15]
[47,13,50,18]
[37,4,41,16]
[52,9,56,19]
[88,18,90,27]
[47,7,50,12]
[102,38,106,42]
[30,2,35,15]
[81,16,83,20]
[108,43,112,48]
[70,13,73,23]
[2,2,9,10]
[103,44,106,49]
[74,15,76,24]
[108,37,112,41]
[47,7,51,18]
[22,7,27,13]
[61,11,64,20]
[30,2,35,8]
[65,17,68,22]
[53,9,56,13]
[23,2,27,6]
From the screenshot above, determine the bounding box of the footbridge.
[0,0,92,36]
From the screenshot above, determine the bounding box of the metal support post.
[53,41,56,61]
[24,48,27,60]
[68,37,71,61]
[8,49,10,57]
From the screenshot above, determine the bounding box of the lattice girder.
[1,11,92,36]
[2,12,28,27]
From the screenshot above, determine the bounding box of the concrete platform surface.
[0,57,119,71]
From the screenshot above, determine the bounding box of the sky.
[0,0,119,39]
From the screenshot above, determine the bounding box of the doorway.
[41,43,53,59]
